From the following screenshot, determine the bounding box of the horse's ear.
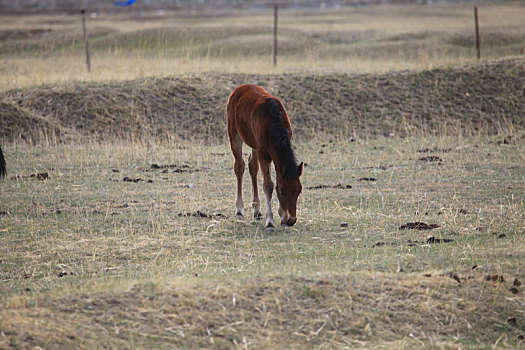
[298,162,304,177]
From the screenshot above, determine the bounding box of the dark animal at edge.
[0,146,6,179]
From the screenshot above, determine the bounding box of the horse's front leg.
[248,149,262,219]
[258,154,275,231]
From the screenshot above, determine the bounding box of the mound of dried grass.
[1,57,524,144]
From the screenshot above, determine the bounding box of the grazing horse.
[0,146,6,179]
[226,84,303,231]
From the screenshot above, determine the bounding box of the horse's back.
[228,84,271,102]
[227,85,271,147]
[226,84,271,119]
[227,84,291,149]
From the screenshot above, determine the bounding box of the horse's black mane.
[267,98,300,179]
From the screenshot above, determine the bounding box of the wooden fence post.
[273,4,278,67]
[474,6,481,60]
[81,9,91,72]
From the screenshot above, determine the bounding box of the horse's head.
[276,162,304,227]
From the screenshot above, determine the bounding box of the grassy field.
[1,2,525,90]
[1,135,524,348]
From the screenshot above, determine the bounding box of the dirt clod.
[43,208,62,215]
[307,184,352,190]
[514,278,522,287]
[448,272,461,283]
[417,148,452,153]
[358,177,377,182]
[123,177,142,183]
[149,164,195,173]
[399,222,440,230]
[33,172,49,180]
[12,172,50,181]
[427,237,454,244]
[485,274,505,283]
[510,287,520,294]
[419,156,443,162]
[178,211,227,220]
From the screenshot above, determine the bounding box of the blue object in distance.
[114,0,136,6]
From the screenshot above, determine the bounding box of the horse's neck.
[269,144,296,179]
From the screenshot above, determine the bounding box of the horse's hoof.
[235,213,244,220]
[265,225,275,232]
[254,212,263,220]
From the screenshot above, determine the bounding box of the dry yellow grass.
[1,3,525,91]
[2,57,524,145]
[0,135,524,348]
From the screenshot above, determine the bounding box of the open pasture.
[1,1,525,348]
[1,134,524,348]
[1,2,525,90]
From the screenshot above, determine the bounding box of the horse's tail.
[0,145,6,179]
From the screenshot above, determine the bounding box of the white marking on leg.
[265,195,274,231]
[235,199,244,218]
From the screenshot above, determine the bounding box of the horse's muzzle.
[281,217,297,227]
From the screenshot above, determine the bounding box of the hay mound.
[1,57,524,143]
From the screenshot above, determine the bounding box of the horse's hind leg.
[229,132,245,218]
[248,149,262,219]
